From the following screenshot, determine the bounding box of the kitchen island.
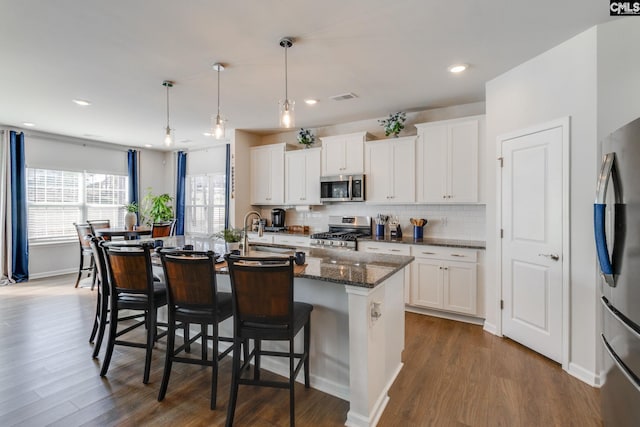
[108,237,413,427]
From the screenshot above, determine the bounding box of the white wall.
[485,28,599,382]
[231,130,261,228]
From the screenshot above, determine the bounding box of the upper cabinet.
[250,143,288,205]
[285,148,321,205]
[415,116,483,203]
[364,136,416,204]
[321,132,372,176]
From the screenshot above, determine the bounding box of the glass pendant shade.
[164,126,173,147]
[279,99,295,128]
[213,114,225,139]
[162,80,174,147]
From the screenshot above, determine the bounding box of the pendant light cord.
[166,84,170,128]
[217,68,221,116]
[284,44,288,102]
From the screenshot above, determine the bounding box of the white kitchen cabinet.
[415,116,482,203]
[410,246,477,315]
[358,241,411,303]
[364,136,416,204]
[250,143,288,205]
[321,132,371,176]
[285,148,321,205]
[272,234,310,248]
[247,232,273,245]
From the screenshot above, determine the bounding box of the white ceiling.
[0,1,614,151]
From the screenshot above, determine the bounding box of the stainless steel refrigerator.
[595,117,640,426]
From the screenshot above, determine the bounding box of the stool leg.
[225,339,241,427]
[100,301,118,377]
[289,337,295,427]
[143,308,156,384]
[184,322,191,353]
[92,289,109,358]
[254,339,261,381]
[158,313,175,402]
[210,322,217,410]
[201,324,207,361]
[89,290,100,343]
[75,250,84,288]
[304,317,311,388]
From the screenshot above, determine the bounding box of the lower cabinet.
[410,246,477,315]
[358,241,412,304]
[272,234,310,248]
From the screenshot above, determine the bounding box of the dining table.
[95,227,152,240]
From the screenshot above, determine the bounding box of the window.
[27,168,128,241]
[185,173,226,236]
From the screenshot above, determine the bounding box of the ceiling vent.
[329,92,358,101]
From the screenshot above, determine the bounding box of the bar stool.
[88,236,109,358]
[224,255,313,427]
[101,243,167,384]
[73,223,95,288]
[157,250,234,409]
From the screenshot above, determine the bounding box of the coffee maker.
[270,208,286,230]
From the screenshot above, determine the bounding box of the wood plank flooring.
[0,275,601,426]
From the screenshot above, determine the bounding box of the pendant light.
[162,80,174,147]
[212,63,225,139]
[278,37,295,128]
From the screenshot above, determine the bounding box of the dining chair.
[224,255,313,427]
[101,243,168,384]
[73,223,96,289]
[157,250,234,409]
[87,219,111,241]
[88,236,109,358]
[151,219,176,238]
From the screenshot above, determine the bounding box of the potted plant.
[124,202,138,231]
[213,228,243,253]
[297,128,315,148]
[378,112,407,137]
[139,188,174,226]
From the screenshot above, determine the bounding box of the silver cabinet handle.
[421,252,436,255]
[390,249,401,252]
[538,253,560,261]
[451,254,466,258]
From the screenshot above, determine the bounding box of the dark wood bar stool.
[157,250,234,409]
[224,255,313,427]
[87,219,111,241]
[151,219,176,238]
[73,223,95,288]
[101,243,167,384]
[88,236,109,358]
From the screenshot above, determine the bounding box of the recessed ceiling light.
[448,64,468,73]
[22,122,35,127]
[72,99,92,106]
[144,144,153,148]
[304,99,318,105]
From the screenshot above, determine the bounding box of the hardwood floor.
[0,275,601,426]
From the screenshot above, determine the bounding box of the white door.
[501,124,564,363]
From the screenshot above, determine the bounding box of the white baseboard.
[567,362,600,387]
[405,305,484,326]
[483,321,499,336]
[29,268,76,280]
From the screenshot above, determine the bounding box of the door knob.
[538,253,560,261]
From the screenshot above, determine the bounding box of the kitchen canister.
[376,224,385,237]
[413,225,424,240]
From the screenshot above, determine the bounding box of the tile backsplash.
[260,203,486,241]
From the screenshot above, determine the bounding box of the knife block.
[390,224,402,239]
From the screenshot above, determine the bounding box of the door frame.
[496,116,571,370]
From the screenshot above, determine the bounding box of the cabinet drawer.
[247,233,273,244]
[358,242,411,256]
[410,245,477,263]
[273,235,310,248]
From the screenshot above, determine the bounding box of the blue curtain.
[224,143,230,230]
[175,151,187,235]
[10,131,28,282]
[127,149,139,225]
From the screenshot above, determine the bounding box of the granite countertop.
[358,236,485,250]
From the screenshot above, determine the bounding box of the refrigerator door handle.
[594,153,618,287]
[601,333,640,393]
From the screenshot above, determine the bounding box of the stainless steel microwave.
[320,175,365,202]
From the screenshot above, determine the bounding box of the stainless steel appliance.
[310,216,371,250]
[320,175,365,202]
[267,208,286,232]
[595,117,640,426]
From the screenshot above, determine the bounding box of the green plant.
[378,112,407,137]
[139,189,174,225]
[297,128,315,147]
[124,202,138,213]
[213,228,243,243]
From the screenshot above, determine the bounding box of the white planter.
[124,212,137,231]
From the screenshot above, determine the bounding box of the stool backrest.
[226,256,295,327]
[160,251,217,309]
[74,223,93,249]
[104,244,154,295]
[152,220,175,238]
[87,219,111,240]
[89,236,108,286]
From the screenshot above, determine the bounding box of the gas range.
[310,216,372,250]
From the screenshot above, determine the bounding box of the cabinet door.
[269,147,285,204]
[251,147,272,204]
[418,124,447,202]
[342,136,364,174]
[285,151,306,204]
[364,141,391,203]
[391,137,415,203]
[443,260,477,315]
[411,258,443,309]
[448,120,478,202]
[322,137,345,176]
[303,149,321,204]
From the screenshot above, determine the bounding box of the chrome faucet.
[241,210,263,256]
